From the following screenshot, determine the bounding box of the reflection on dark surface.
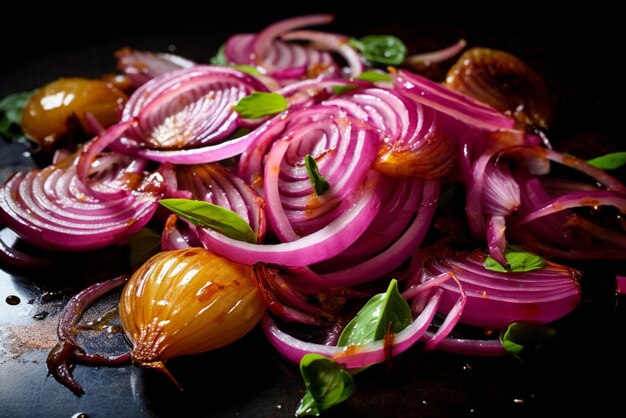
[0,8,625,418]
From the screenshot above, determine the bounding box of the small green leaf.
[484,246,546,273]
[296,354,355,416]
[332,84,357,95]
[338,279,412,347]
[159,199,256,243]
[232,65,262,76]
[356,70,392,82]
[234,92,288,119]
[128,228,162,267]
[350,35,407,66]
[587,152,626,170]
[0,90,35,140]
[500,322,558,355]
[210,44,228,66]
[304,154,331,196]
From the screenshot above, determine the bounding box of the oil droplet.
[276,405,282,410]
[33,311,50,320]
[5,295,20,305]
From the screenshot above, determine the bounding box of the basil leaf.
[210,44,228,66]
[232,65,262,76]
[356,70,392,82]
[338,279,412,347]
[128,228,162,267]
[235,92,288,119]
[587,151,626,170]
[296,354,355,416]
[332,84,357,95]
[349,35,407,66]
[484,247,546,273]
[0,90,35,140]
[304,154,330,196]
[159,198,256,243]
[500,322,558,355]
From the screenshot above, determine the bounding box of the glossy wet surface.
[0,7,624,418]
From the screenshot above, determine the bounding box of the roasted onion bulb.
[445,48,551,129]
[119,248,266,379]
[21,77,126,150]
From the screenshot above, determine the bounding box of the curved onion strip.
[406,39,467,68]
[514,190,626,227]
[421,331,506,356]
[261,289,442,368]
[47,275,130,395]
[196,171,384,266]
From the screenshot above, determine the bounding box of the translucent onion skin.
[445,48,552,129]
[119,248,266,369]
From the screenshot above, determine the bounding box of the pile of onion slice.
[0,14,622,396]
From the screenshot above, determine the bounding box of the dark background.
[1,3,625,418]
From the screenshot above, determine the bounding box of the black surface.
[1,6,625,418]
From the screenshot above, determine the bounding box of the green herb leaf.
[338,279,412,347]
[234,92,288,119]
[349,35,407,66]
[500,322,558,355]
[484,246,546,273]
[210,44,228,66]
[159,199,256,243]
[296,354,355,416]
[304,154,331,196]
[0,90,35,140]
[356,70,392,82]
[232,65,262,76]
[587,151,626,170]
[128,228,162,267]
[332,84,357,95]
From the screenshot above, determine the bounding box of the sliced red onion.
[323,87,456,178]
[281,30,363,76]
[408,250,581,329]
[47,275,130,395]
[262,288,442,367]
[510,175,626,259]
[263,116,381,239]
[314,179,440,286]
[252,15,334,67]
[115,47,195,87]
[197,171,384,266]
[0,154,163,252]
[421,331,506,356]
[107,66,268,164]
[175,163,266,241]
[394,69,519,132]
